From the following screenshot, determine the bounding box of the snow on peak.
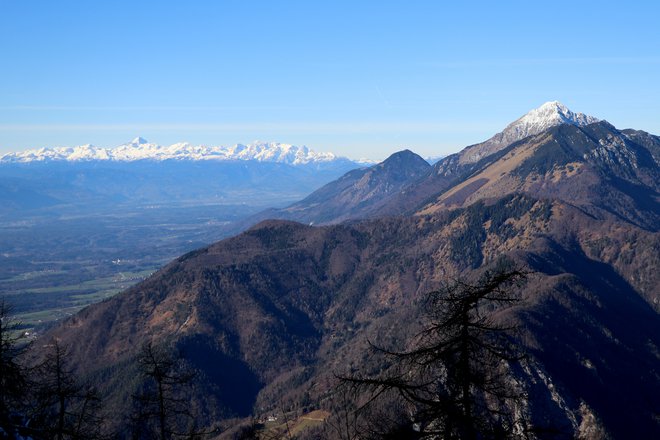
[130,136,149,145]
[513,101,599,135]
[0,139,344,165]
[459,101,600,164]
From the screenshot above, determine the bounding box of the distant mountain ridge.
[0,138,354,166]
[0,139,368,215]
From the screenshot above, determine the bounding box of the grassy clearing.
[17,304,89,327]
[261,409,331,438]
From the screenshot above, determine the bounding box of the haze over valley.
[0,141,364,333]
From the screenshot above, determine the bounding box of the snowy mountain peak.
[514,101,599,133]
[130,137,149,146]
[459,101,600,164]
[0,139,347,165]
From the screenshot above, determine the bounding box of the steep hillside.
[42,195,660,438]
[417,121,660,231]
[242,150,431,226]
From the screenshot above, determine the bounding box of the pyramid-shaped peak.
[130,136,149,145]
[535,100,571,115]
[539,100,566,109]
[383,149,427,163]
[379,149,431,171]
[458,102,600,164]
[518,101,599,128]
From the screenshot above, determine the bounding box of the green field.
[1,268,159,337]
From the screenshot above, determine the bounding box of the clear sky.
[1,1,659,160]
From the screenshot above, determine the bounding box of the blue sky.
[1,1,659,160]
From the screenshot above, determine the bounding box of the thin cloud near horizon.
[0,121,501,134]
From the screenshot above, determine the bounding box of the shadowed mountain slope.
[41,194,659,438]
[241,149,431,226]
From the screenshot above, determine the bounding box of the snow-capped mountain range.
[0,138,344,165]
[2,101,599,166]
[459,101,600,163]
